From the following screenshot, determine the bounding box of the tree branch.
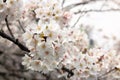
[5,16,15,39]
[0,30,30,52]
[71,13,86,28]
[63,0,102,11]
[18,20,25,33]
[61,67,74,78]
[98,67,116,80]
[75,8,120,14]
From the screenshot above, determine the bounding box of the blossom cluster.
[21,0,120,80]
[0,0,119,80]
[0,0,23,22]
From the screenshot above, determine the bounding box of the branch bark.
[5,16,15,39]
[61,67,74,78]
[18,20,25,33]
[0,30,30,52]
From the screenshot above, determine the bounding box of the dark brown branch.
[0,30,30,52]
[61,67,74,78]
[18,20,25,33]
[5,16,15,39]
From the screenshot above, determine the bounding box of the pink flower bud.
[63,11,72,20]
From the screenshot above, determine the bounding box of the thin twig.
[0,30,30,52]
[5,16,15,39]
[74,8,120,14]
[18,20,25,33]
[63,0,101,11]
[71,13,86,28]
[98,68,116,80]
